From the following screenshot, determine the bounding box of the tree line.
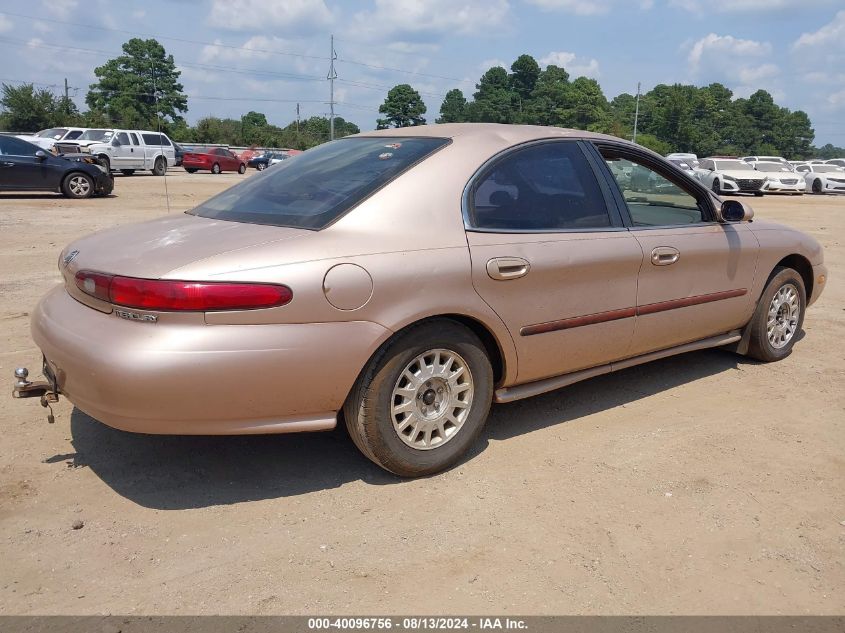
[0,38,841,158]
[377,54,837,160]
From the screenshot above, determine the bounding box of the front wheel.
[711,179,720,195]
[238,163,246,174]
[256,163,266,171]
[152,157,166,176]
[61,172,94,199]
[746,267,806,362]
[812,179,823,194]
[211,162,221,174]
[344,320,494,477]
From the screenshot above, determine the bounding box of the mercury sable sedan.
[13,124,827,477]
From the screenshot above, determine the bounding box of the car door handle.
[487,257,530,280]
[651,246,680,266]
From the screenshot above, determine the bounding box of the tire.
[185,168,198,174]
[343,320,494,477]
[120,169,135,176]
[256,163,266,171]
[211,162,221,174]
[97,155,110,172]
[812,179,823,194]
[238,163,246,174]
[152,157,166,176]
[746,266,806,362]
[711,179,720,195]
[61,172,94,199]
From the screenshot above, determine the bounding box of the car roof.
[352,122,624,145]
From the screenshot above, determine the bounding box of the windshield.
[669,159,692,170]
[191,137,450,229]
[36,128,68,139]
[715,160,754,171]
[814,166,842,173]
[78,129,114,141]
[757,162,793,172]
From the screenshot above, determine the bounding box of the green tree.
[509,54,541,103]
[559,77,612,132]
[0,83,79,131]
[523,65,570,126]
[240,111,269,145]
[634,133,671,155]
[437,89,468,123]
[813,143,845,159]
[467,66,515,123]
[377,84,426,128]
[86,38,187,129]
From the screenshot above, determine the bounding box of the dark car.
[173,143,185,167]
[247,151,289,170]
[0,135,113,198]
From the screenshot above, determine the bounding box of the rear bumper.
[30,286,390,435]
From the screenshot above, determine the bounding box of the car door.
[0,135,62,190]
[592,143,759,358]
[222,149,237,170]
[465,140,643,384]
[111,132,134,170]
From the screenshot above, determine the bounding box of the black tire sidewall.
[749,268,806,362]
[212,163,221,174]
[347,322,493,477]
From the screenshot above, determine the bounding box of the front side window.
[130,133,139,145]
[116,132,130,145]
[0,135,40,156]
[601,151,706,227]
[191,137,449,230]
[470,142,611,231]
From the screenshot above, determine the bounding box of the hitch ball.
[15,367,31,388]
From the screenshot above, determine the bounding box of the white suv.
[66,129,175,175]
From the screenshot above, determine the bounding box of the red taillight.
[74,270,292,312]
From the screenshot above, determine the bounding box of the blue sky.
[0,0,844,147]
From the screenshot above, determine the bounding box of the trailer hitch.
[13,366,60,423]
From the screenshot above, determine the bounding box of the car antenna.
[151,59,172,214]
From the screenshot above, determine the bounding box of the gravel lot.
[1,171,843,615]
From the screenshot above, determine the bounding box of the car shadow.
[63,348,749,510]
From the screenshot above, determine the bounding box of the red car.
[183,148,246,174]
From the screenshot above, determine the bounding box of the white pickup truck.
[65,129,176,175]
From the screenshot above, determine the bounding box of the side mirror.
[35,150,47,160]
[719,199,754,223]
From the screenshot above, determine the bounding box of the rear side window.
[130,133,139,145]
[469,142,611,231]
[190,137,449,230]
[141,133,171,146]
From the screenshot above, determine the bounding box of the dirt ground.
[0,171,843,615]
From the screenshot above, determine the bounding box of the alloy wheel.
[68,175,91,197]
[767,283,800,349]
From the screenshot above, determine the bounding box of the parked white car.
[795,163,845,194]
[752,162,804,194]
[666,157,697,177]
[695,157,766,195]
[742,155,790,167]
[63,129,175,175]
[825,158,845,168]
[666,152,699,168]
[17,127,88,151]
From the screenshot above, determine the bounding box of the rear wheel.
[256,162,266,171]
[120,169,135,176]
[746,267,806,362]
[211,162,221,174]
[344,320,493,477]
[238,163,246,174]
[61,172,94,199]
[152,157,166,176]
[812,179,823,194]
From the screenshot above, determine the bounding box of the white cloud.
[352,0,510,38]
[539,51,601,78]
[687,33,771,69]
[0,15,12,33]
[207,0,333,33]
[479,58,508,71]
[131,9,146,20]
[526,0,652,15]
[794,10,845,49]
[199,36,292,64]
[671,0,831,12]
[42,0,78,19]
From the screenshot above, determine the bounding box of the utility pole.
[632,82,641,144]
[296,102,300,133]
[327,34,337,140]
[63,78,69,115]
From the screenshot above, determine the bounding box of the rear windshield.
[189,137,449,229]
